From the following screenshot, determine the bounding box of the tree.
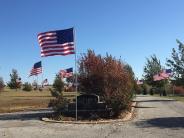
[143,55,164,87]
[52,74,64,94]
[7,69,21,89]
[166,39,184,86]
[124,64,137,96]
[0,77,4,92]
[49,74,64,98]
[78,50,134,116]
[49,74,68,114]
[22,82,32,91]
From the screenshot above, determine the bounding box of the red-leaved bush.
[78,50,135,116]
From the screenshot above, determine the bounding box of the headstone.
[77,94,99,110]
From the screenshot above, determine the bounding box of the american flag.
[153,74,164,81]
[137,80,143,85]
[29,61,42,76]
[153,69,172,81]
[60,68,73,78]
[160,69,172,78]
[42,79,48,86]
[37,28,75,57]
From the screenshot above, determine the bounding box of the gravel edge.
[41,102,136,124]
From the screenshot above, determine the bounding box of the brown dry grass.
[0,87,76,113]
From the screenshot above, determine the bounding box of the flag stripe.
[39,37,57,43]
[41,47,74,53]
[41,43,74,49]
[42,45,74,50]
[40,40,58,46]
[41,52,75,57]
[38,32,56,39]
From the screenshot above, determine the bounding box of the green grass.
[153,94,184,103]
[165,95,184,102]
[0,87,77,113]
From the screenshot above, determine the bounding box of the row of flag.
[137,69,173,85]
[29,61,73,78]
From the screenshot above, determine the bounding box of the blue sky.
[0,0,184,84]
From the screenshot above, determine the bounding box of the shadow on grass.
[0,109,53,121]
[136,117,184,129]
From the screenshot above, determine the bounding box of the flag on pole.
[153,69,172,81]
[153,74,164,81]
[29,61,42,76]
[137,80,143,85]
[37,28,75,57]
[60,68,73,78]
[42,79,48,86]
[159,69,172,78]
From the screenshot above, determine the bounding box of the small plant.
[22,82,32,91]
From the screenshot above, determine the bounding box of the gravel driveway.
[0,95,184,138]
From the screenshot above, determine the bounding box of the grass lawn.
[164,95,184,102]
[0,87,77,113]
[153,94,184,103]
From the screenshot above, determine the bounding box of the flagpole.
[73,27,78,121]
[41,59,43,88]
[36,75,39,90]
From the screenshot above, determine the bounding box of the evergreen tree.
[7,69,21,89]
[143,55,165,87]
[50,74,64,97]
[53,74,64,93]
[167,39,184,86]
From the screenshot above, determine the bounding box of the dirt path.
[0,95,184,138]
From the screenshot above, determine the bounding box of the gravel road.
[0,95,184,138]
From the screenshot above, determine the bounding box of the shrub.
[78,50,134,117]
[149,88,154,95]
[48,94,69,113]
[135,85,143,94]
[32,80,38,90]
[0,77,4,92]
[22,82,32,91]
[142,83,151,95]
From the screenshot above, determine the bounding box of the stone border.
[41,102,136,124]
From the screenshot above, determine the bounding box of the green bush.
[142,83,151,95]
[0,77,4,92]
[22,82,32,91]
[49,74,68,114]
[48,94,69,113]
[52,74,64,93]
[32,80,38,90]
[149,88,154,95]
[78,50,134,117]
